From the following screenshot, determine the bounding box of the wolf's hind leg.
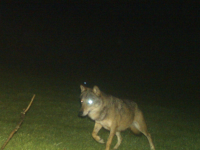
[92,122,105,144]
[133,111,155,150]
[113,132,122,149]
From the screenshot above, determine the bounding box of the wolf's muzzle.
[78,111,84,117]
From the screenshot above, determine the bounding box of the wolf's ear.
[93,86,101,96]
[80,85,87,93]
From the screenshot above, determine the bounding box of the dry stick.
[0,94,36,150]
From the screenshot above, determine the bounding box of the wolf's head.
[78,85,102,118]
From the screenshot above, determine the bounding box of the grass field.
[0,65,199,150]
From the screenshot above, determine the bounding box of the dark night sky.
[0,2,199,109]
[1,2,199,67]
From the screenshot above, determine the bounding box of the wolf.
[78,85,155,150]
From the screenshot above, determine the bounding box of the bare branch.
[0,94,36,150]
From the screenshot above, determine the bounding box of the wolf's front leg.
[92,122,105,144]
[113,132,122,149]
[105,127,117,150]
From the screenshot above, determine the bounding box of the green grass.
[0,66,199,150]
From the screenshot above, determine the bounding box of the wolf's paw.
[98,139,105,144]
[150,145,155,150]
[113,145,119,149]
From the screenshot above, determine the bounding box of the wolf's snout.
[78,111,84,117]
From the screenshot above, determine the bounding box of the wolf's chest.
[97,120,112,130]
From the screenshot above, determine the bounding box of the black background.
[0,2,199,112]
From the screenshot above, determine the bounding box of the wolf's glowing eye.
[88,99,93,105]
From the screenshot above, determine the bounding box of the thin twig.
[23,94,35,114]
[0,94,36,150]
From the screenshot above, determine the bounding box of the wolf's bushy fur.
[79,85,155,150]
